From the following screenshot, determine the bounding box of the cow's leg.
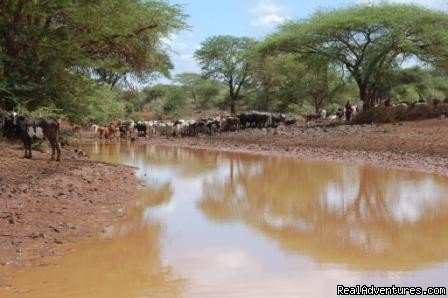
[50,139,56,160]
[55,140,61,161]
[56,144,61,161]
[27,139,32,159]
[23,139,28,159]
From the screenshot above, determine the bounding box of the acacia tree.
[248,52,348,113]
[262,4,448,109]
[0,0,187,111]
[174,73,203,103]
[175,72,223,110]
[194,35,256,114]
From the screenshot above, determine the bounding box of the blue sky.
[162,0,447,79]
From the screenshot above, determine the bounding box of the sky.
[162,0,448,81]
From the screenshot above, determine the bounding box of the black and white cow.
[6,113,61,161]
[136,121,147,137]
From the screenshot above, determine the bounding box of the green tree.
[194,35,256,114]
[175,73,203,103]
[248,52,351,113]
[160,87,187,117]
[262,4,448,109]
[371,66,448,103]
[248,53,306,112]
[175,73,223,110]
[0,0,187,116]
[142,84,187,117]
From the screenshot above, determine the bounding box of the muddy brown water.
[2,143,448,297]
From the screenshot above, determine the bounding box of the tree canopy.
[261,3,448,109]
[0,0,187,120]
[194,35,256,114]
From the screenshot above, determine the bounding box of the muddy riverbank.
[0,141,142,281]
[141,119,448,176]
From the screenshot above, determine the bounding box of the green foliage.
[376,67,448,103]
[194,35,256,113]
[262,3,448,108]
[247,51,356,113]
[160,87,187,117]
[175,73,224,110]
[143,84,188,117]
[0,0,187,121]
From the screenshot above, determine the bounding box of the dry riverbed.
[0,141,142,287]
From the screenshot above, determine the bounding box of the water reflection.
[88,144,448,272]
[3,187,185,298]
[198,157,448,270]
[5,143,447,298]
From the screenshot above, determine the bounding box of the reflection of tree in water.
[198,158,448,270]
[12,184,186,298]
[141,146,222,177]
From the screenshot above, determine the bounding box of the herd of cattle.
[0,110,295,160]
[92,112,294,140]
[3,98,444,160]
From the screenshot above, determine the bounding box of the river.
[5,143,448,297]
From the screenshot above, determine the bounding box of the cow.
[305,113,321,122]
[5,113,61,161]
[284,117,297,125]
[238,112,269,129]
[136,121,147,137]
[336,108,344,120]
[98,124,118,140]
[207,118,221,135]
[271,113,286,128]
[91,124,99,137]
[220,116,239,132]
[320,109,327,120]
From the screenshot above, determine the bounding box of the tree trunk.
[359,84,372,110]
[314,96,322,113]
[358,82,378,110]
[230,99,236,115]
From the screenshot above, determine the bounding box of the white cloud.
[249,0,290,29]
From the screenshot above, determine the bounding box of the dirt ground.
[145,118,448,176]
[0,141,141,285]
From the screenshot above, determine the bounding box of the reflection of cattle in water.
[3,112,61,161]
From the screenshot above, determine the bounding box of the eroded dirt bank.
[0,141,141,284]
[144,119,448,176]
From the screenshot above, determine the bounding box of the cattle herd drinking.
[91,112,293,140]
[0,110,294,161]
